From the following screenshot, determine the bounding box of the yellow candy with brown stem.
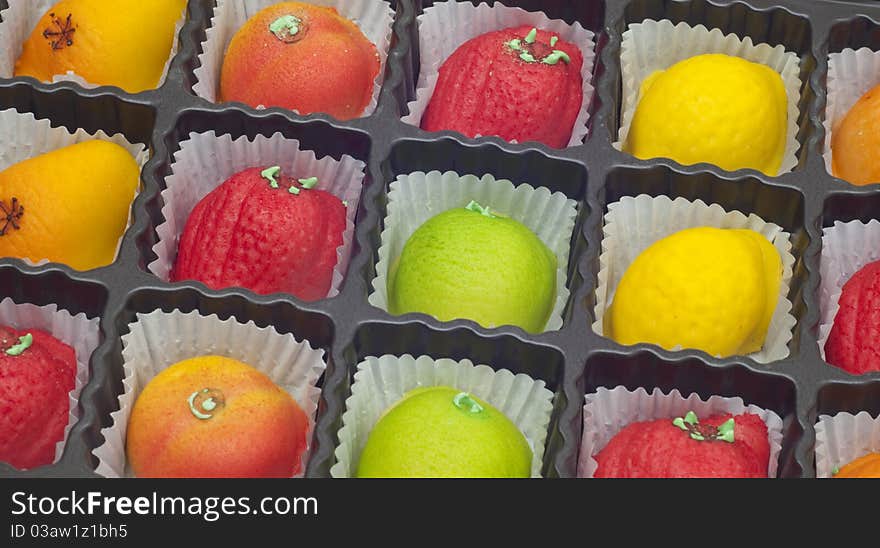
[0,140,139,271]
[14,0,186,93]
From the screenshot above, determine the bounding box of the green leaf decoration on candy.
[187,388,226,420]
[5,333,33,356]
[542,50,571,66]
[269,15,303,43]
[298,177,319,189]
[453,392,484,415]
[716,418,735,443]
[671,411,735,443]
[261,166,282,188]
[465,200,497,218]
[288,186,301,195]
[505,29,571,65]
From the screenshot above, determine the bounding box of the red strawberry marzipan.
[421,26,584,148]
[0,326,76,470]
[825,259,880,374]
[594,411,770,478]
[171,166,346,301]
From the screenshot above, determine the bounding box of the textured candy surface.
[832,83,880,186]
[388,205,557,333]
[421,26,584,148]
[608,227,783,358]
[220,2,380,120]
[825,260,880,374]
[0,327,76,470]
[594,412,770,478]
[14,0,186,93]
[172,166,346,301]
[126,356,309,478]
[834,453,880,478]
[0,140,140,271]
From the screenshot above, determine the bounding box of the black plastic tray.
[2,0,880,479]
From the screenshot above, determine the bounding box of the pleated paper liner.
[593,195,796,364]
[368,170,579,333]
[402,0,596,148]
[0,0,187,90]
[331,354,555,478]
[815,411,880,478]
[824,47,880,176]
[0,297,100,468]
[616,19,801,176]
[0,107,148,269]
[577,386,784,478]
[92,309,326,478]
[148,130,365,299]
[193,0,394,118]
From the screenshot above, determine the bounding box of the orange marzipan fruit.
[0,140,139,271]
[14,0,186,93]
[832,82,880,186]
[126,356,309,478]
[834,452,880,478]
[220,1,380,120]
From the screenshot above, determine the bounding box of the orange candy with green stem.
[220,1,380,120]
[14,0,186,93]
[126,356,310,478]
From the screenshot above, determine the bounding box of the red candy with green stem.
[171,166,346,301]
[594,411,770,478]
[421,26,584,148]
[0,327,77,470]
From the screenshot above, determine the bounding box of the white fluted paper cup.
[368,170,579,333]
[0,107,148,269]
[593,195,796,363]
[0,297,99,468]
[194,0,394,118]
[149,130,365,299]
[817,220,880,363]
[92,309,326,478]
[403,1,596,148]
[616,19,801,176]
[824,48,880,177]
[0,0,186,90]
[577,386,785,478]
[816,411,880,478]
[331,354,555,478]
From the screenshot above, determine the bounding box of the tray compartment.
[579,349,803,477]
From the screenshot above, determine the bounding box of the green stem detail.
[5,333,33,356]
[672,411,735,443]
[465,200,497,218]
[269,15,303,43]
[298,177,319,189]
[453,392,484,414]
[505,28,571,65]
[261,166,282,189]
[187,388,226,420]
